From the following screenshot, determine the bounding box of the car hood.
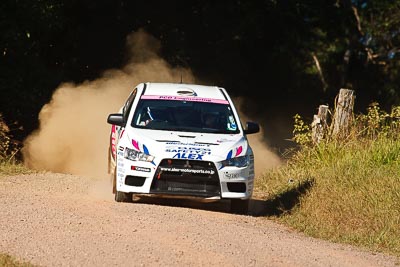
[125,128,249,163]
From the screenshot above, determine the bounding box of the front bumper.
[116,158,254,200]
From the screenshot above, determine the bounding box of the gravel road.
[0,173,398,267]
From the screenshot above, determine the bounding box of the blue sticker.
[143,144,149,155]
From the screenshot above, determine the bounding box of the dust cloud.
[22,28,281,184]
[233,97,283,177]
[22,29,194,179]
[247,129,282,177]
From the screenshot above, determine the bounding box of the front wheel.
[115,191,133,203]
[230,199,249,215]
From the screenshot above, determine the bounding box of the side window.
[122,89,137,123]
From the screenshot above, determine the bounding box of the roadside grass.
[0,114,28,177]
[0,161,35,177]
[0,253,37,267]
[256,103,400,258]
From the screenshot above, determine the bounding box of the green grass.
[256,105,400,258]
[0,253,36,267]
[0,161,35,177]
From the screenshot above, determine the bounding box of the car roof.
[142,82,227,100]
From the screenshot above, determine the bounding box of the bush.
[0,114,21,162]
[293,102,400,146]
[257,102,400,257]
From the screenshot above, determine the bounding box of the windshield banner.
[141,95,229,104]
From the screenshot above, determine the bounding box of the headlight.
[219,155,250,168]
[124,147,154,162]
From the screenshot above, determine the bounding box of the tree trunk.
[332,88,355,137]
[311,105,329,144]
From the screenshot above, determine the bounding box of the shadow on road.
[129,179,314,217]
[132,195,232,213]
[249,179,314,217]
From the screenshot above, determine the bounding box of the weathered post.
[311,105,329,144]
[332,88,355,137]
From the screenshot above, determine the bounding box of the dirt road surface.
[0,173,399,267]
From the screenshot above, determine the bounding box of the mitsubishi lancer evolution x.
[107,82,260,214]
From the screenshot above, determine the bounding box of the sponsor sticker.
[216,138,235,143]
[131,166,151,172]
[172,153,203,160]
[111,125,117,158]
[166,145,212,160]
[165,142,210,147]
[159,166,215,175]
[224,172,240,179]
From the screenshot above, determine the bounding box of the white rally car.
[107,82,260,214]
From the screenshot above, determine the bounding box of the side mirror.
[107,113,125,127]
[244,122,260,135]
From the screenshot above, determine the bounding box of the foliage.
[0,114,33,176]
[0,114,20,162]
[356,102,400,139]
[292,114,312,146]
[258,101,400,257]
[292,101,400,146]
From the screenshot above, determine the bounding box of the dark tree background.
[1,0,400,152]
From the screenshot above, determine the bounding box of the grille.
[150,159,221,197]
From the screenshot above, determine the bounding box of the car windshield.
[131,98,240,134]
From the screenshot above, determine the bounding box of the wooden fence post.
[311,105,329,144]
[332,88,355,137]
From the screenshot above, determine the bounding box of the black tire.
[230,199,249,215]
[115,191,133,203]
